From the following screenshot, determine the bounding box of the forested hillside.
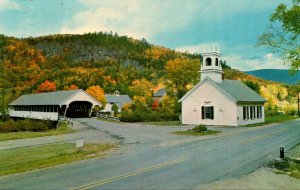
[0,32,298,121]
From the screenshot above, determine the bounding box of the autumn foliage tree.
[64,85,79,90]
[165,58,199,98]
[86,85,107,106]
[36,80,56,93]
[152,99,160,110]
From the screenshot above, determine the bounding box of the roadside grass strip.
[71,157,189,190]
[140,121,182,126]
[0,123,75,141]
[239,128,288,144]
[245,115,297,127]
[172,130,220,136]
[0,143,116,176]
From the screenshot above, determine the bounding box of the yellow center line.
[71,157,189,190]
[240,128,288,144]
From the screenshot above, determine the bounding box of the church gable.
[179,78,236,103]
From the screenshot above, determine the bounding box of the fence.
[97,113,120,121]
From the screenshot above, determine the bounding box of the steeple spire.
[200,47,223,83]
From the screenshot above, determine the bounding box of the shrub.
[192,125,207,133]
[0,119,54,133]
[269,158,290,171]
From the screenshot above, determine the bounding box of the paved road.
[0,118,299,189]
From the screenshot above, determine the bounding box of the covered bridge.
[8,89,101,121]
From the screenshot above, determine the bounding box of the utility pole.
[1,88,4,122]
[298,91,300,117]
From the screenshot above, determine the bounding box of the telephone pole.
[1,88,4,122]
[298,91,300,117]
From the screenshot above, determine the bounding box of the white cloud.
[0,0,21,11]
[61,0,283,40]
[176,42,221,54]
[176,42,288,71]
[223,54,287,71]
[61,0,199,39]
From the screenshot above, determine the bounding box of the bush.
[0,119,54,133]
[269,158,290,171]
[192,125,207,133]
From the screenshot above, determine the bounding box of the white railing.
[58,114,73,123]
[96,113,120,121]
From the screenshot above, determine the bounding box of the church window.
[205,58,212,66]
[215,58,219,66]
[243,106,249,120]
[257,106,262,118]
[201,106,214,120]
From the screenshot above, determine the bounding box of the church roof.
[9,89,101,106]
[105,94,132,107]
[215,80,266,103]
[179,78,266,103]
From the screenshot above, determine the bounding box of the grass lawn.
[0,143,116,176]
[245,114,298,127]
[0,122,75,141]
[141,121,181,126]
[269,143,300,179]
[172,130,220,136]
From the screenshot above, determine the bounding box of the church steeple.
[200,47,223,83]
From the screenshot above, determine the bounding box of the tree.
[86,85,106,106]
[36,80,56,93]
[64,85,78,90]
[152,98,160,110]
[112,103,119,116]
[165,58,199,98]
[129,78,154,98]
[257,0,300,70]
[243,81,260,93]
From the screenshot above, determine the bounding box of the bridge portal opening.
[65,101,93,118]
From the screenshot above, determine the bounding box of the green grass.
[0,122,75,141]
[244,114,298,127]
[172,130,220,136]
[141,121,181,126]
[269,143,300,179]
[0,143,116,176]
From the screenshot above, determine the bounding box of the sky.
[0,0,291,71]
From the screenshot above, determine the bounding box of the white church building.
[179,50,266,126]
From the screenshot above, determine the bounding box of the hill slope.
[245,69,300,85]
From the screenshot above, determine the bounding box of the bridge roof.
[9,89,100,106]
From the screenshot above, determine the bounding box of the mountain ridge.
[245,69,300,85]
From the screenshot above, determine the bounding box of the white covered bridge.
[8,89,101,121]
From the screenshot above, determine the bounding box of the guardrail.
[58,114,73,123]
[97,113,120,121]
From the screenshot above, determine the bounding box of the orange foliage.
[152,98,160,110]
[64,85,79,90]
[86,85,106,106]
[37,80,57,93]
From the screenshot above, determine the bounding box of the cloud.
[176,42,288,71]
[0,0,21,11]
[61,0,283,40]
[223,54,287,71]
[61,0,199,39]
[176,42,222,54]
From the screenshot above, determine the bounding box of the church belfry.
[200,48,223,83]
